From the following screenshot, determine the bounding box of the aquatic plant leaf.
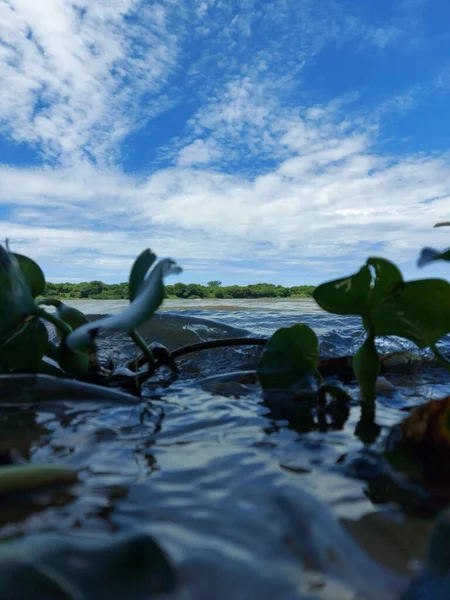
[352,337,380,402]
[66,258,182,351]
[57,340,99,379]
[314,258,403,318]
[56,302,89,340]
[258,324,319,390]
[366,257,404,307]
[0,244,38,340]
[0,317,48,371]
[0,374,141,403]
[313,265,371,316]
[370,279,450,348]
[12,253,46,299]
[418,246,450,267]
[0,464,77,495]
[128,248,157,301]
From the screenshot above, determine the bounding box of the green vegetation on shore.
[42,280,316,300]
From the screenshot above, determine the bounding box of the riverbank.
[42,281,315,301]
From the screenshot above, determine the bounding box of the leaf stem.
[129,330,155,371]
[37,298,62,308]
[37,307,72,337]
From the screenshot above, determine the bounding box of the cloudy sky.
[0,0,449,285]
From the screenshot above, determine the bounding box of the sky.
[0,0,449,286]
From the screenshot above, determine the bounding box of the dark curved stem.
[128,330,155,372]
[171,337,267,359]
[37,298,62,308]
[37,307,72,337]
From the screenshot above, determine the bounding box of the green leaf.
[352,337,380,402]
[370,279,450,348]
[12,253,46,298]
[258,323,319,390]
[313,258,404,318]
[0,244,38,341]
[38,300,88,339]
[313,265,371,316]
[0,317,48,371]
[66,257,182,352]
[57,340,99,379]
[418,247,450,268]
[56,302,89,339]
[0,465,77,495]
[366,257,404,307]
[128,249,157,301]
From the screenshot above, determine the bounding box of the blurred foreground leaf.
[0,317,48,371]
[370,279,450,348]
[418,247,450,267]
[67,257,181,352]
[0,464,77,495]
[12,253,45,299]
[0,244,38,342]
[258,324,319,390]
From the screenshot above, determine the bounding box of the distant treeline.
[42,280,315,300]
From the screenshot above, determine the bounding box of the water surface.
[2,299,450,599]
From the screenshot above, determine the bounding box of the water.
[2,299,450,599]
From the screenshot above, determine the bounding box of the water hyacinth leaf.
[0,374,141,403]
[67,258,182,351]
[0,244,38,340]
[0,464,77,495]
[258,324,319,390]
[313,265,371,316]
[38,300,88,340]
[12,253,46,299]
[129,248,157,301]
[57,340,99,379]
[352,337,380,402]
[366,257,404,307]
[370,279,450,348]
[418,247,450,268]
[0,317,48,371]
[56,302,89,340]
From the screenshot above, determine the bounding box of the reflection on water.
[2,299,450,599]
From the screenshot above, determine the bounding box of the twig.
[171,337,267,359]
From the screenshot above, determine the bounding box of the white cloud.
[0,0,178,164]
[1,91,449,282]
[0,0,447,284]
[177,139,222,166]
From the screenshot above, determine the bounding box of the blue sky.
[0,0,449,285]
